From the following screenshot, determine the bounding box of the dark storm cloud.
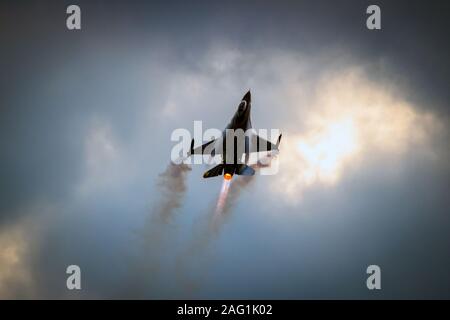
[0,0,449,299]
[94,0,449,115]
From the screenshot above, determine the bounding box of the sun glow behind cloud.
[296,117,358,185]
[273,69,440,202]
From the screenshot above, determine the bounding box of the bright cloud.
[0,225,30,298]
[272,68,441,202]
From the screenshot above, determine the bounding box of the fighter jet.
[187,90,281,180]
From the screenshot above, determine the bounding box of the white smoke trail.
[126,162,191,297]
[214,179,231,216]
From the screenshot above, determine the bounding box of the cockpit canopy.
[238,100,247,114]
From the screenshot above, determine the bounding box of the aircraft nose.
[243,90,251,103]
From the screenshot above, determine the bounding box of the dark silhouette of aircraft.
[187,90,281,179]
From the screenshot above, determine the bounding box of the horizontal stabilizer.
[203,164,224,178]
[236,164,255,176]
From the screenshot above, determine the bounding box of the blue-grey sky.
[0,0,449,299]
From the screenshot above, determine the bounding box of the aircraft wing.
[187,133,281,157]
[188,138,222,156]
[246,133,282,153]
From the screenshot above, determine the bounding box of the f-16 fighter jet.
[187,91,282,180]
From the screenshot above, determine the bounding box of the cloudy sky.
[0,0,449,299]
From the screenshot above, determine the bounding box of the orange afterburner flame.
[224,173,232,180]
